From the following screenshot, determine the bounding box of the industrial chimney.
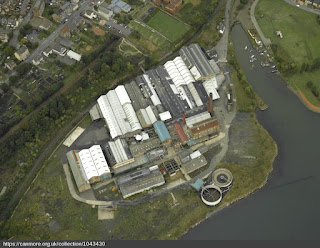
[208,93,214,117]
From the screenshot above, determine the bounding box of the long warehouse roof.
[153,121,171,142]
[115,85,131,106]
[97,95,122,139]
[107,90,132,134]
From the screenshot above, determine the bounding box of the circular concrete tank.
[201,185,222,206]
[212,168,233,188]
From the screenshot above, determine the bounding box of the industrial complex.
[66,43,227,200]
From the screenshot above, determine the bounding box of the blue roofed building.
[153,121,172,146]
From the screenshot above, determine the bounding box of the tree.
[0,83,10,93]
[16,63,32,76]
[306,81,313,88]
[3,46,14,56]
[9,75,20,86]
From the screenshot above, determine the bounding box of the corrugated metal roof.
[186,112,211,128]
[89,145,110,175]
[123,104,142,131]
[190,150,201,159]
[97,95,122,139]
[107,90,132,134]
[143,74,162,106]
[159,111,172,121]
[174,123,188,142]
[78,149,99,180]
[66,151,90,188]
[187,83,203,107]
[146,106,157,124]
[202,80,220,100]
[115,85,131,106]
[153,121,171,142]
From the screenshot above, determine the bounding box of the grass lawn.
[255,0,320,107]
[129,21,168,49]
[146,11,190,42]
[255,0,320,65]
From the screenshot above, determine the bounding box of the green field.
[255,0,320,65]
[255,0,320,106]
[129,21,168,49]
[146,11,190,42]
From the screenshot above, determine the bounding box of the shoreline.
[178,113,279,239]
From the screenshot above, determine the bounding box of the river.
[182,24,320,240]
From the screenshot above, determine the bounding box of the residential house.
[52,43,67,56]
[32,54,44,66]
[43,47,53,57]
[1,18,7,26]
[58,37,74,48]
[31,16,53,31]
[52,3,78,23]
[0,32,9,43]
[6,60,16,70]
[164,0,183,14]
[107,0,131,13]
[7,16,17,28]
[84,10,97,20]
[33,0,45,17]
[60,26,71,38]
[98,6,113,20]
[14,45,30,61]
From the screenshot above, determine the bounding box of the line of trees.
[306,81,319,99]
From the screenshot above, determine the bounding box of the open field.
[146,11,190,42]
[255,0,320,107]
[129,21,168,49]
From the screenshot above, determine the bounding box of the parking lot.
[103,18,133,36]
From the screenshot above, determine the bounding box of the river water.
[182,24,320,240]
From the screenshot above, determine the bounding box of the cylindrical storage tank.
[135,135,143,142]
[201,185,222,206]
[212,168,233,188]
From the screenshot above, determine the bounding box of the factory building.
[117,165,165,198]
[97,95,122,139]
[78,145,111,183]
[153,121,172,146]
[173,123,188,144]
[66,145,111,191]
[66,151,91,192]
[177,149,207,174]
[179,43,216,80]
[97,85,142,138]
[103,138,134,167]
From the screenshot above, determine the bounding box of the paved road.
[285,0,320,15]
[9,7,34,48]
[25,0,92,63]
[215,0,232,62]
[250,0,271,47]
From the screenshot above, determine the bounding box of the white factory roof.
[115,85,131,106]
[140,108,152,126]
[204,77,218,89]
[187,83,203,107]
[146,106,157,124]
[123,104,142,131]
[190,66,201,80]
[143,74,161,106]
[202,79,220,100]
[107,90,132,134]
[190,150,201,160]
[173,56,195,84]
[89,145,110,175]
[170,84,179,94]
[164,60,185,87]
[67,50,81,61]
[78,149,99,180]
[159,111,172,121]
[141,132,149,140]
[97,95,122,139]
[186,112,211,128]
